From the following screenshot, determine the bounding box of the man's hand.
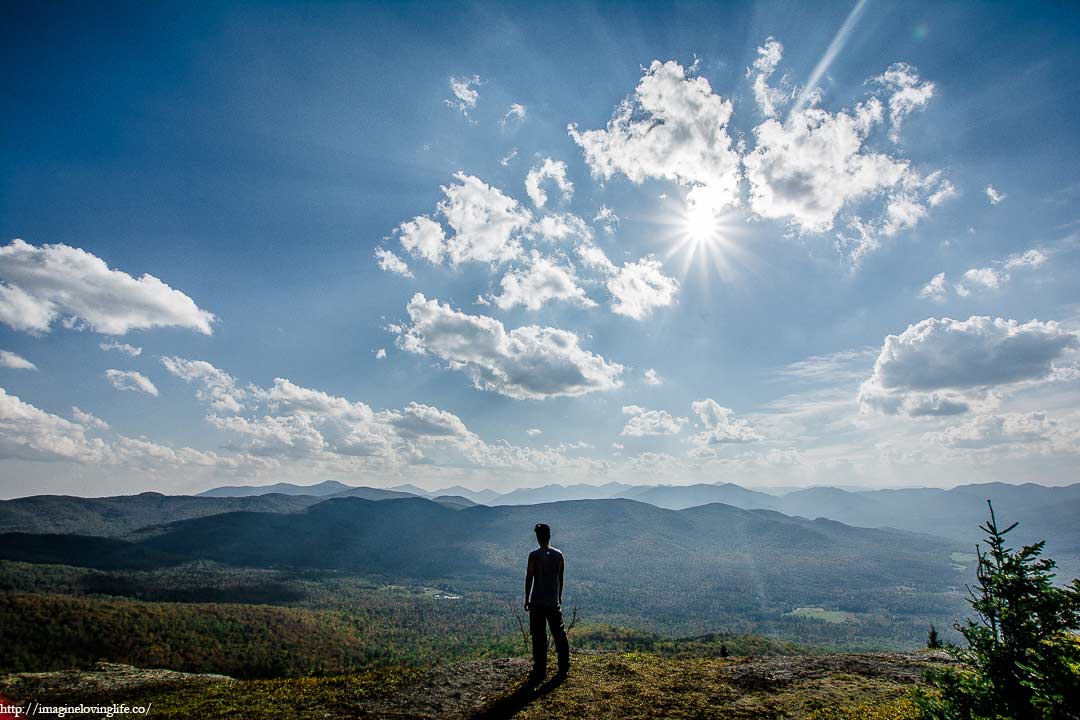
[524,600,530,611]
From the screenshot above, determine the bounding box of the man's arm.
[524,553,534,610]
[558,554,564,606]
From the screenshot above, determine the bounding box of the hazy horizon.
[3,1,1080,498]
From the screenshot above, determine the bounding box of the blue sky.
[2,0,1079,497]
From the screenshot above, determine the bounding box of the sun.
[655,198,752,287]
[684,203,722,246]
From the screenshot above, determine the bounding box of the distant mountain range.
[190,479,1080,549]
[0,495,969,625]
[6,480,1078,577]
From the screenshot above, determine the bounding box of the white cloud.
[575,243,617,274]
[161,357,247,414]
[446,75,480,117]
[0,388,255,474]
[569,60,741,214]
[0,239,215,336]
[71,406,109,431]
[104,369,159,397]
[1004,248,1047,271]
[926,248,1048,300]
[986,185,1006,205]
[962,267,1002,289]
[0,351,36,370]
[744,99,906,234]
[532,213,592,244]
[643,368,663,386]
[926,412,1064,449]
[927,179,957,207]
[620,405,687,436]
[438,173,531,265]
[0,387,106,462]
[500,148,519,167]
[502,103,527,126]
[747,37,788,118]
[375,247,413,277]
[396,216,447,265]
[873,63,935,142]
[690,399,762,444]
[100,341,142,357]
[396,293,624,399]
[919,272,948,301]
[607,257,679,320]
[593,205,619,235]
[493,253,596,311]
[526,428,543,437]
[374,348,387,360]
[859,316,1079,416]
[525,158,574,209]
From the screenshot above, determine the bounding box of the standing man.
[524,522,569,681]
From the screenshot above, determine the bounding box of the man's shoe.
[555,666,569,679]
[526,669,545,685]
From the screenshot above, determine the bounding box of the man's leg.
[547,606,570,675]
[529,606,548,677]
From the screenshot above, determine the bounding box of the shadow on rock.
[469,673,566,720]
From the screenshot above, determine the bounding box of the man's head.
[534,523,551,547]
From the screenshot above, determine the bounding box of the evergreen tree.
[927,624,942,649]
[916,501,1080,720]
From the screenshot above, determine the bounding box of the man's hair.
[534,523,551,543]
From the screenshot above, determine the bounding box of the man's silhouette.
[524,522,569,681]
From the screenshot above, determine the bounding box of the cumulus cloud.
[744,98,905,234]
[607,257,679,320]
[926,412,1064,449]
[502,103,527,126]
[690,399,762,444]
[493,253,595,311]
[593,205,619,235]
[0,239,215,336]
[962,267,1002,290]
[873,63,935,141]
[396,216,447,265]
[104,369,159,397]
[164,359,598,475]
[525,158,574,209]
[71,406,110,430]
[446,75,481,117]
[643,368,663,386]
[438,173,531,265]
[735,51,949,263]
[859,316,1079,415]
[0,387,106,462]
[161,357,248,414]
[100,341,142,356]
[986,185,1006,205]
[919,272,948,301]
[924,249,1048,300]
[1004,248,1047,271]
[532,213,593,244]
[620,405,687,436]
[396,293,623,399]
[375,247,413,277]
[374,348,387,360]
[0,350,36,370]
[569,60,741,214]
[390,175,531,267]
[747,37,788,118]
[0,387,252,473]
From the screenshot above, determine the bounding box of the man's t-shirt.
[529,546,564,607]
